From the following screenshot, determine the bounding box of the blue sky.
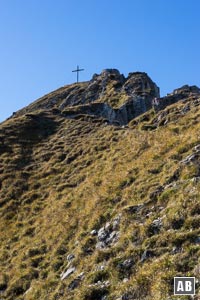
[0,0,200,122]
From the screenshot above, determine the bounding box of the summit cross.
[72,65,84,83]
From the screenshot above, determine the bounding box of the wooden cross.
[72,65,84,83]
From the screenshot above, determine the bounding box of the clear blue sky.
[0,0,200,122]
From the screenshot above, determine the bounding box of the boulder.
[124,72,160,98]
[67,254,75,261]
[60,267,75,280]
[96,217,121,249]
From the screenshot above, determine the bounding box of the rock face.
[157,84,200,111]
[9,69,200,126]
[172,85,200,95]
[13,69,160,125]
[123,72,160,97]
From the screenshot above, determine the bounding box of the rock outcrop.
[157,84,200,111]
[13,69,161,125]
[10,70,200,127]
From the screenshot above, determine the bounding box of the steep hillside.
[0,70,200,300]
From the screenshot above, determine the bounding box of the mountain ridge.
[0,70,200,300]
[8,69,200,127]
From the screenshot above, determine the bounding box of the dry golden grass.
[0,97,200,299]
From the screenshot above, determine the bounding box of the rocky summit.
[15,69,160,125]
[0,69,200,300]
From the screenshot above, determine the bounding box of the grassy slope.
[0,98,200,300]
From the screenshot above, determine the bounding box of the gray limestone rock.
[141,249,154,262]
[194,144,200,153]
[98,227,110,241]
[121,259,134,269]
[67,254,75,261]
[60,267,75,280]
[191,176,200,183]
[124,72,160,98]
[172,85,200,95]
[181,153,198,165]
[17,69,162,126]
[89,280,110,288]
[112,215,121,230]
[96,265,105,271]
[171,246,183,254]
[90,229,97,236]
[68,272,84,290]
[96,217,121,249]
[106,231,120,244]
[96,241,107,249]
[152,218,162,226]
